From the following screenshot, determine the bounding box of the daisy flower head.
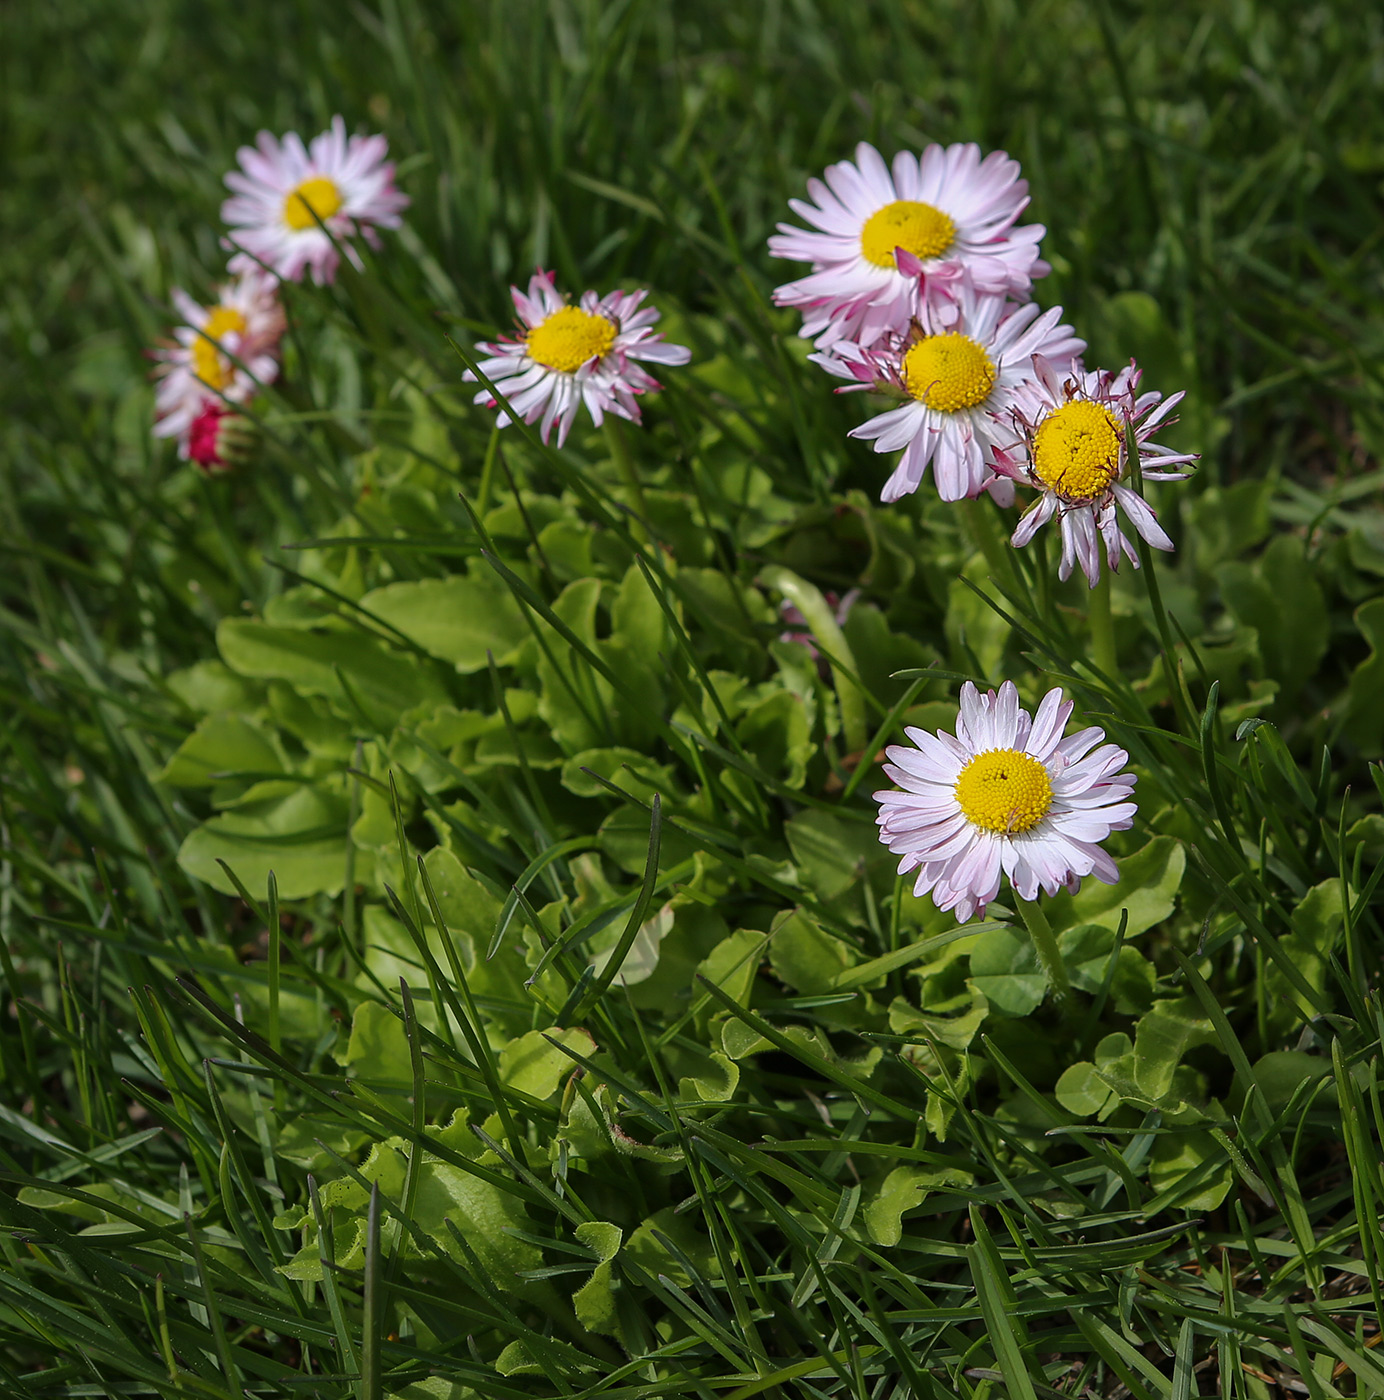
[186,405,254,475]
[464,270,692,448]
[769,141,1048,351]
[815,278,1083,504]
[994,356,1198,587]
[152,267,284,454]
[222,116,408,284]
[875,681,1137,924]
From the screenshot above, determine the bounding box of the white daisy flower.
[464,270,692,448]
[152,267,284,453]
[769,141,1048,350]
[992,356,1198,587]
[875,681,1137,924]
[221,116,408,284]
[815,279,1083,503]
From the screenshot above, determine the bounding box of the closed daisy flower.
[770,141,1047,350]
[222,116,408,284]
[993,356,1198,586]
[464,270,691,447]
[152,267,284,454]
[816,279,1083,503]
[875,681,1137,924]
[185,405,254,475]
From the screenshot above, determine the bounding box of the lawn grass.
[2,0,1383,1396]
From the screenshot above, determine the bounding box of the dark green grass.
[2,1,1384,1397]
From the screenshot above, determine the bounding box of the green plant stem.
[760,565,869,757]
[1087,569,1117,677]
[1017,896,1071,1007]
[963,497,1015,589]
[604,417,649,540]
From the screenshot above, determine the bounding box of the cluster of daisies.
[147,121,1194,934]
[152,117,407,472]
[772,141,1196,589]
[766,141,1198,926]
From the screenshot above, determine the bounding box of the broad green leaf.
[625,1207,721,1288]
[1055,1062,1116,1118]
[864,1163,975,1247]
[968,926,1045,1017]
[1133,999,1216,1102]
[589,902,674,987]
[676,1048,740,1103]
[1058,922,1158,1016]
[572,1221,624,1340]
[769,908,855,994]
[499,1027,597,1100]
[165,660,262,715]
[342,1000,414,1084]
[1266,878,1343,1021]
[218,618,447,727]
[1045,836,1185,936]
[735,688,812,788]
[1149,1128,1233,1210]
[1344,597,1384,752]
[177,783,354,898]
[1217,535,1328,701]
[1251,1051,1334,1111]
[784,808,880,901]
[561,747,676,799]
[360,575,527,672]
[158,713,286,788]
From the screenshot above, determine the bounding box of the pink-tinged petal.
[1112,486,1174,552]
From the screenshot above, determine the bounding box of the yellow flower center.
[526,305,617,373]
[860,200,957,269]
[191,306,248,391]
[1031,400,1125,502]
[283,175,344,231]
[954,748,1053,835]
[902,334,996,413]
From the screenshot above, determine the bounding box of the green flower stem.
[760,565,869,756]
[1017,895,1071,1006]
[1087,568,1117,678]
[962,496,1016,588]
[603,417,649,540]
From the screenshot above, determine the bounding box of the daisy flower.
[816,279,1083,503]
[875,681,1136,923]
[770,141,1048,350]
[993,356,1198,587]
[222,115,408,284]
[152,267,284,454]
[464,270,691,447]
[185,405,254,475]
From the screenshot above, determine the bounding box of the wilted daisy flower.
[464,270,691,447]
[770,142,1047,350]
[993,356,1197,586]
[222,116,408,284]
[875,681,1136,923]
[817,280,1083,503]
[152,267,284,453]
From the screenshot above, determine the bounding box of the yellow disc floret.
[902,334,996,413]
[1031,400,1125,502]
[191,306,248,390]
[954,748,1054,835]
[283,175,344,231]
[526,305,617,373]
[860,200,956,268]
